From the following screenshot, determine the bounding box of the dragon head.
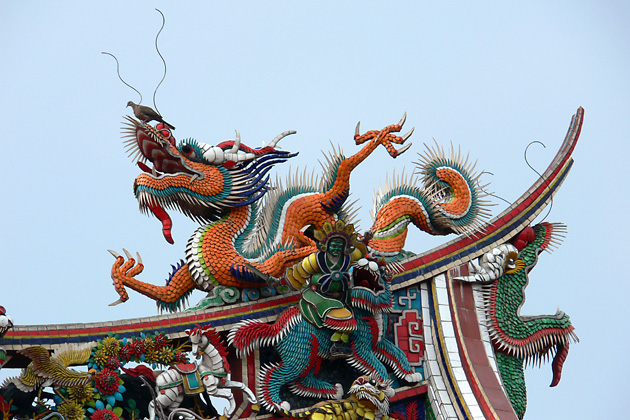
[122,117,297,243]
[349,374,394,416]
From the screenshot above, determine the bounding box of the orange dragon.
[109,114,489,311]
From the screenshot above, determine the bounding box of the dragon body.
[110,115,489,311]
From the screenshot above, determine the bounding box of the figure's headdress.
[313,220,359,254]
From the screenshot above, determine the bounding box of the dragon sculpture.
[0,107,583,419]
[110,114,489,311]
[457,223,578,419]
[276,374,396,420]
[228,255,421,412]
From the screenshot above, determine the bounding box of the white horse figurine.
[148,324,258,420]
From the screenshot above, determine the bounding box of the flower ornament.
[118,344,134,362]
[104,356,120,370]
[158,346,175,364]
[57,399,85,420]
[130,340,145,357]
[174,352,188,363]
[91,408,120,420]
[95,369,120,396]
[67,383,96,406]
[154,333,167,350]
[92,349,108,368]
[101,336,121,356]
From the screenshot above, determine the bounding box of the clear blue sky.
[1,2,628,418]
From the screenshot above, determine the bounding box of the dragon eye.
[369,379,377,386]
[178,139,209,163]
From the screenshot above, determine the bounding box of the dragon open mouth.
[124,116,198,178]
[123,117,205,244]
[351,258,396,314]
[352,260,384,292]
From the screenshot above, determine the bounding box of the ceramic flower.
[91,408,120,420]
[57,399,85,420]
[101,336,121,357]
[95,368,120,396]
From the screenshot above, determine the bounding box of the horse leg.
[211,387,236,418]
[153,370,185,420]
[150,387,184,420]
[148,401,156,420]
[223,379,258,405]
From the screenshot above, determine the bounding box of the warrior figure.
[284,220,366,357]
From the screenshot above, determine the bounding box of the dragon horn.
[231,130,242,154]
[268,130,297,148]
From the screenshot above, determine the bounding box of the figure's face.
[327,238,345,257]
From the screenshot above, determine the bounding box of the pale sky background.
[1,2,628,419]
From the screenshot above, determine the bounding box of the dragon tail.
[368,142,492,258]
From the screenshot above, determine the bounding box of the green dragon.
[463,222,578,419]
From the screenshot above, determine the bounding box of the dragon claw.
[398,112,407,128]
[109,249,143,305]
[401,127,414,142]
[232,130,241,153]
[404,372,422,383]
[394,142,412,157]
[108,298,125,306]
[108,249,121,259]
[353,116,415,156]
[333,383,344,399]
